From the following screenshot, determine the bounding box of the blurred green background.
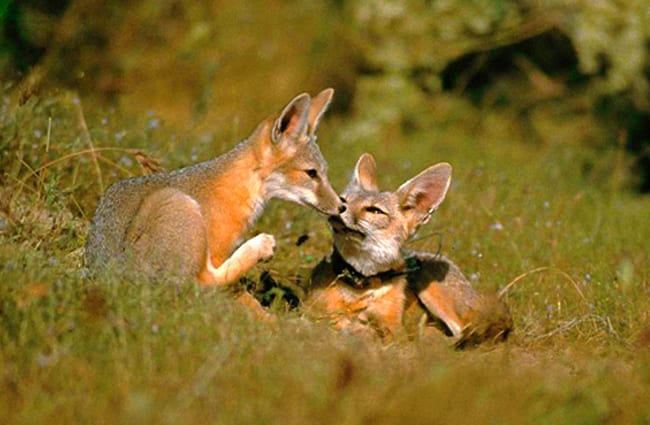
[2,0,649,194]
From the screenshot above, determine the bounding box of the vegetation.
[1,0,649,424]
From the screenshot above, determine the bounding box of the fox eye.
[364,206,385,215]
[305,169,319,179]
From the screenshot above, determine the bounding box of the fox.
[305,153,512,347]
[85,89,344,297]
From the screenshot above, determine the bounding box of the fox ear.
[397,162,452,226]
[308,88,334,137]
[346,153,378,192]
[272,93,311,144]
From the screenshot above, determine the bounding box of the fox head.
[262,89,343,216]
[331,153,452,276]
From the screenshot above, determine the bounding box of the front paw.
[249,233,276,263]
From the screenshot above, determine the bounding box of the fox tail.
[455,293,513,349]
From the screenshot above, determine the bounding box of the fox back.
[307,153,512,345]
[86,89,342,288]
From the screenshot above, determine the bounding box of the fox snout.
[338,197,347,214]
[312,187,346,216]
[328,215,346,232]
[327,210,363,237]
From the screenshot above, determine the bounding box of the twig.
[499,266,586,303]
[526,314,616,341]
[72,94,104,193]
[45,117,52,153]
[16,147,140,189]
[406,230,444,258]
[96,154,137,177]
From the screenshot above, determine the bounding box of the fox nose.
[338,196,347,214]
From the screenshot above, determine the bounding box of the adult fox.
[86,89,343,292]
[305,153,512,347]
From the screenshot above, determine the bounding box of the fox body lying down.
[305,154,512,346]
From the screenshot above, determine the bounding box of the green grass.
[1,84,649,425]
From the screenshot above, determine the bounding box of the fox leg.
[233,290,276,322]
[352,285,407,340]
[199,233,276,286]
[416,287,465,338]
[125,188,273,316]
[199,234,277,320]
[126,187,274,284]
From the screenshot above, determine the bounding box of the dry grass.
[1,82,649,424]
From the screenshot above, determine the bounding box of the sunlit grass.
[1,82,649,424]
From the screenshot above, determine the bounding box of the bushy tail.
[455,293,513,349]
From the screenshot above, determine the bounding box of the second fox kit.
[306,154,512,346]
[85,89,343,289]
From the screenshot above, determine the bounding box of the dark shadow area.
[441,30,582,104]
[441,29,649,193]
[1,0,70,75]
[596,97,650,193]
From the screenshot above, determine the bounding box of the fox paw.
[248,233,276,263]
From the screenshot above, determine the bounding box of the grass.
[1,83,650,425]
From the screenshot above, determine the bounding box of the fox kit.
[86,89,343,292]
[306,153,512,346]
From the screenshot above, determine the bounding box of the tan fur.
[308,259,413,339]
[86,89,343,300]
[305,153,512,346]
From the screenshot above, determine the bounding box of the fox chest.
[307,276,410,329]
[196,182,264,263]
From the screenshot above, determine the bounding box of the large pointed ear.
[308,88,334,137]
[272,93,311,144]
[397,162,452,226]
[345,153,378,192]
